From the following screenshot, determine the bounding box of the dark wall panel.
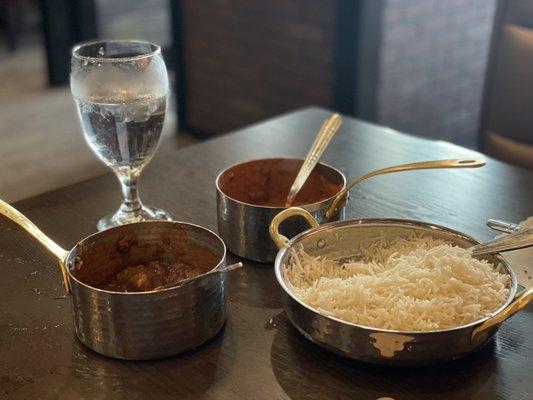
[180,0,336,135]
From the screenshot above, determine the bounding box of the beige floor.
[0,46,196,203]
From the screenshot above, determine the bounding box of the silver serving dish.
[0,199,227,360]
[270,207,532,366]
[216,158,346,263]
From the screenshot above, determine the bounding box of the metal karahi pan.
[0,199,227,360]
[270,207,532,366]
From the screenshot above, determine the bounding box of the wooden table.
[1,108,532,400]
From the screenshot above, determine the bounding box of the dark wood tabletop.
[1,107,532,400]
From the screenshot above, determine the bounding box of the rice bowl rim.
[274,218,518,335]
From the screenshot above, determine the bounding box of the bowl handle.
[269,207,319,249]
[0,198,70,293]
[471,287,532,340]
[324,158,486,219]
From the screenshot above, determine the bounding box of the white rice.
[285,235,510,331]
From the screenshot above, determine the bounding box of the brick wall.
[377,0,497,147]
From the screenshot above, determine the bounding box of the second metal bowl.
[216,157,346,263]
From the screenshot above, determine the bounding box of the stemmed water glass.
[70,40,172,230]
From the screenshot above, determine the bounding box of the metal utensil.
[285,113,342,206]
[155,262,243,290]
[486,218,524,234]
[270,207,531,366]
[470,227,533,256]
[0,198,228,360]
[324,158,486,219]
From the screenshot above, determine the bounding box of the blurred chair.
[171,0,380,137]
[0,0,21,51]
[479,0,533,168]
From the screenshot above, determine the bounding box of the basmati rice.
[285,235,510,331]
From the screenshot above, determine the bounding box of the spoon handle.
[155,262,243,291]
[470,228,533,256]
[285,113,342,206]
[486,219,524,234]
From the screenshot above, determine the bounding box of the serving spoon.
[470,219,532,256]
[154,262,243,291]
[285,113,343,207]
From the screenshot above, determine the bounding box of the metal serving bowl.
[0,199,227,360]
[216,157,346,263]
[270,207,532,366]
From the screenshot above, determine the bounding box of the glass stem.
[117,168,143,213]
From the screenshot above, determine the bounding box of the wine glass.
[70,40,172,231]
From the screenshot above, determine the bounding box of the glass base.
[96,206,172,231]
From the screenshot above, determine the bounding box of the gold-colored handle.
[0,198,70,292]
[471,287,532,340]
[324,158,486,219]
[269,207,320,249]
[285,113,342,206]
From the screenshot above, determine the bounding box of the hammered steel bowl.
[216,158,346,263]
[270,207,532,366]
[0,199,227,360]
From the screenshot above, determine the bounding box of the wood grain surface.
[0,107,531,399]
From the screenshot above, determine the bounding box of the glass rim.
[72,39,161,62]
